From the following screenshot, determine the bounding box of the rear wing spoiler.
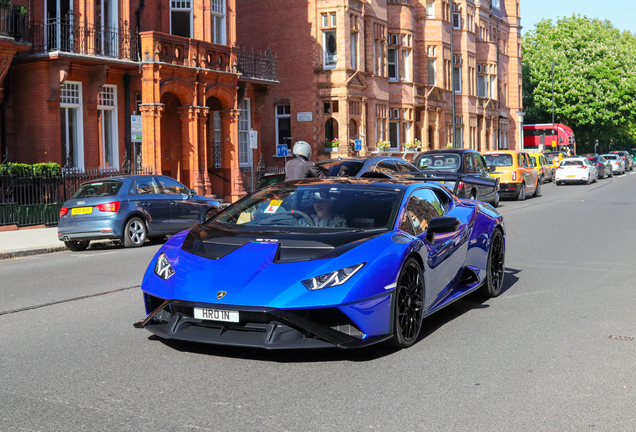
[398,173,500,196]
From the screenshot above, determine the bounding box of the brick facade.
[237,0,523,167]
[1,0,276,203]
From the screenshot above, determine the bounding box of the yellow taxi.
[483,150,540,200]
[528,152,554,184]
[544,151,567,170]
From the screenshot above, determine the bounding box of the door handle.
[141,202,152,207]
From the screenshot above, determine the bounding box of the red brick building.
[237,0,523,167]
[1,0,277,202]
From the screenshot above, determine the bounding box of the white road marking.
[75,251,119,258]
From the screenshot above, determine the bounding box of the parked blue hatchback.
[58,175,221,251]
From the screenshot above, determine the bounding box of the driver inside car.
[299,191,347,228]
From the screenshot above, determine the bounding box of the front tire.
[533,180,541,197]
[388,258,425,349]
[123,217,147,248]
[480,229,505,297]
[64,240,90,251]
[492,192,500,208]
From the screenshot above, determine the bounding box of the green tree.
[522,15,636,153]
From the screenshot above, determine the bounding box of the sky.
[521,0,636,35]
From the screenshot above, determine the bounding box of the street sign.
[249,131,258,149]
[276,144,288,157]
[297,111,313,122]
[354,139,362,151]
[131,115,142,143]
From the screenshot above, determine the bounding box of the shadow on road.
[151,268,522,363]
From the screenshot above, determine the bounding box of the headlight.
[154,252,175,280]
[302,263,365,291]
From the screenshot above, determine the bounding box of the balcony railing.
[0,5,28,41]
[30,17,139,61]
[236,47,278,82]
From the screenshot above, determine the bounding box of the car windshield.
[484,154,514,167]
[587,157,599,163]
[72,181,122,198]
[212,184,402,232]
[418,154,461,171]
[316,161,364,177]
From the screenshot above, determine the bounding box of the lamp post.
[595,139,599,155]
[551,62,559,148]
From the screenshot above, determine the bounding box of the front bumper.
[498,182,521,198]
[134,297,391,350]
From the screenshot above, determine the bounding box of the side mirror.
[189,189,197,196]
[426,217,461,243]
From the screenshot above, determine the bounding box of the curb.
[0,246,68,261]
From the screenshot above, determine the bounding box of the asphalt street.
[1,173,636,431]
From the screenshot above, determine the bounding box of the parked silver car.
[58,175,220,251]
[600,154,625,175]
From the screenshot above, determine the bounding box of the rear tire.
[387,258,425,349]
[64,240,90,251]
[516,183,526,201]
[533,180,541,197]
[123,217,147,248]
[480,229,505,297]
[492,192,500,208]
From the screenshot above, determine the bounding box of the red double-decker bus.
[523,123,576,155]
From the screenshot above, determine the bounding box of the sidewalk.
[0,227,67,260]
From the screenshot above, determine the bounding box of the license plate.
[71,207,93,215]
[194,308,239,323]
[566,175,575,178]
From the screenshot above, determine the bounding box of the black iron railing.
[30,17,138,61]
[0,5,28,41]
[236,47,277,82]
[0,166,152,227]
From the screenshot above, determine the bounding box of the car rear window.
[484,154,514,167]
[72,181,122,198]
[316,161,364,177]
[604,155,618,160]
[418,154,461,171]
[561,161,583,166]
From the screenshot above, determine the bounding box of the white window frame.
[388,48,398,81]
[490,75,497,99]
[389,121,400,150]
[95,0,119,57]
[428,59,437,86]
[97,85,119,170]
[170,0,193,38]
[400,49,410,82]
[238,99,251,167]
[213,111,222,168]
[323,30,337,70]
[211,0,226,45]
[60,81,85,171]
[275,104,291,148]
[478,75,487,97]
[426,1,435,18]
[452,13,461,29]
[453,66,462,94]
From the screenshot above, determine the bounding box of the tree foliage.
[522,15,636,153]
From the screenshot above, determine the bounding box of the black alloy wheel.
[516,183,526,201]
[533,180,541,197]
[480,229,505,297]
[388,258,425,348]
[64,240,90,251]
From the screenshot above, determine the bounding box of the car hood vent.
[182,223,384,262]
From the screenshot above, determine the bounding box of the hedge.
[0,162,62,177]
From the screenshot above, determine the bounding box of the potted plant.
[413,138,422,151]
[324,139,339,153]
[377,140,391,151]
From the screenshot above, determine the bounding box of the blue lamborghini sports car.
[135,177,505,349]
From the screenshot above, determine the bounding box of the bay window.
[211,0,226,44]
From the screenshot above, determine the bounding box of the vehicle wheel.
[480,229,505,297]
[516,183,526,201]
[387,257,425,349]
[533,180,542,197]
[593,173,598,183]
[64,240,90,251]
[147,236,166,244]
[540,174,545,184]
[556,181,563,186]
[610,170,614,178]
[586,175,591,185]
[123,217,147,248]
[492,192,500,208]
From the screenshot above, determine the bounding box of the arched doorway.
[160,92,182,181]
[325,118,339,142]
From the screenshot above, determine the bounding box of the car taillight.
[60,207,68,217]
[512,171,517,181]
[458,181,464,189]
[96,202,120,213]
